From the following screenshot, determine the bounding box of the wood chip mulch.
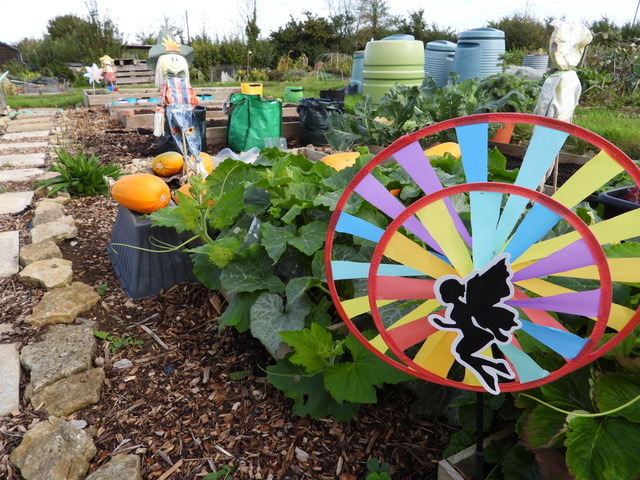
[0,108,457,479]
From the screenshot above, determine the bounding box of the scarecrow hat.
[99,55,114,65]
[147,29,194,72]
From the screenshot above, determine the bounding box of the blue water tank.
[381,34,415,41]
[350,51,364,94]
[425,40,457,87]
[452,28,505,81]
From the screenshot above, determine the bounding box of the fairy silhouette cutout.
[428,254,521,394]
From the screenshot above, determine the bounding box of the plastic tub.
[125,98,137,103]
[241,83,263,96]
[284,86,304,103]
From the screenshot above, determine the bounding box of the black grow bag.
[297,97,345,146]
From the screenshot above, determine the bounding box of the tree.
[487,12,552,51]
[269,12,336,64]
[357,0,397,41]
[397,9,457,44]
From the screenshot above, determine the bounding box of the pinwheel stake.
[83,64,103,95]
[325,112,640,479]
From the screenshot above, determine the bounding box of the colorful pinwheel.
[325,112,640,394]
[84,63,103,94]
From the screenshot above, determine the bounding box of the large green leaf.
[249,293,311,358]
[279,323,343,374]
[217,291,260,332]
[219,244,285,293]
[501,445,542,480]
[595,373,640,422]
[189,236,241,268]
[289,220,327,256]
[323,334,411,404]
[148,204,199,234]
[191,253,221,290]
[285,276,323,304]
[261,223,296,262]
[522,405,567,449]
[266,361,359,421]
[565,416,640,480]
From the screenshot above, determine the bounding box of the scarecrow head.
[99,55,114,68]
[147,29,195,88]
[549,20,593,71]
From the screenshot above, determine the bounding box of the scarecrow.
[534,20,593,190]
[99,55,118,92]
[147,30,205,177]
[534,20,593,122]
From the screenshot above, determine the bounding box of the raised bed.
[83,87,242,107]
[117,105,300,129]
[206,122,301,145]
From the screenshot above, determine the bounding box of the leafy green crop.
[36,149,122,197]
[148,146,517,420]
[325,73,540,151]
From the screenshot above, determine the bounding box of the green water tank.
[363,35,425,105]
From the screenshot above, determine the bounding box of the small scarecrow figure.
[534,20,593,123]
[534,20,593,191]
[147,30,205,178]
[99,55,118,92]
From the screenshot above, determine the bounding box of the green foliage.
[487,12,552,51]
[149,148,440,420]
[325,74,538,150]
[579,29,640,108]
[204,464,233,480]
[365,457,393,480]
[36,149,122,197]
[396,9,457,44]
[93,331,143,355]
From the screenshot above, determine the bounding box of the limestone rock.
[29,221,77,245]
[85,454,143,480]
[10,416,97,480]
[18,258,73,290]
[32,201,65,226]
[31,368,105,416]
[25,282,100,326]
[20,240,62,266]
[20,322,96,397]
[39,194,71,205]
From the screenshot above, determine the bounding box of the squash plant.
[147,146,524,420]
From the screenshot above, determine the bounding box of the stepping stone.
[0,191,33,215]
[85,454,143,480]
[0,342,20,415]
[25,282,100,326]
[6,121,53,133]
[20,240,62,266]
[9,416,97,480]
[18,258,73,290]
[30,367,105,416]
[29,221,77,244]
[20,321,97,397]
[0,141,48,150]
[0,230,19,277]
[1,130,49,141]
[0,152,46,167]
[0,168,45,182]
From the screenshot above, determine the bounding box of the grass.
[572,107,640,160]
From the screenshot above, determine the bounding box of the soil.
[0,109,453,480]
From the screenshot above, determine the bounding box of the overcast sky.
[2,0,639,46]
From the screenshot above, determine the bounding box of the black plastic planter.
[597,186,640,219]
[107,206,196,300]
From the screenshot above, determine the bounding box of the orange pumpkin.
[189,152,214,174]
[152,151,184,176]
[173,183,214,206]
[111,174,171,214]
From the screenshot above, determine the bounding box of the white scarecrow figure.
[534,20,593,122]
[147,30,206,178]
[534,20,593,191]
